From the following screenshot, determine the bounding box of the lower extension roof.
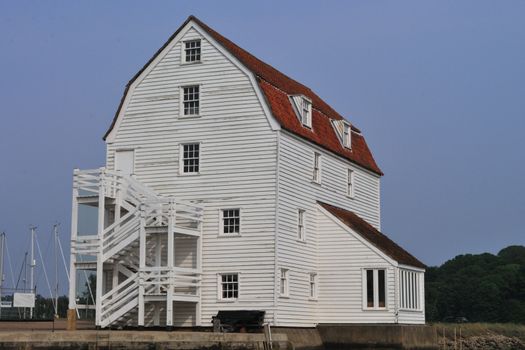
[319,202,425,269]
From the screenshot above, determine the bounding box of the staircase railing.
[100,272,139,327]
[72,167,204,328]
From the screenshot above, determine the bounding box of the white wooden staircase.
[69,168,203,328]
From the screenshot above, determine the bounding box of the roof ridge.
[189,16,315,94]
[190,16,358,125]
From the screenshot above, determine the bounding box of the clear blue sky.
[1,1,524,295]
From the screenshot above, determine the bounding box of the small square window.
[183,39,201,63]
[183,86,200,116]
[181,143,200,174]
[219,274,239,300]
[221,209,240,235]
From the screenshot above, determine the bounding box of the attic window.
[301,97,312,128]
[183,40,201,63]
[343,122,352,149]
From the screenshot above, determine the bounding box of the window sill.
[346,194,355,199]
[179,172,201,176]
[218,234,242,238]
[363,307,388,312]
[279,295,289,299]
[308,298,318,302]
[179,114,202,119]
[180,60,203,66]
[311,180,322,186]
[217,299,237,303]
[399,308,423,313]
[296,239,307,244]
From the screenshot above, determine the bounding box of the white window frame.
[217,273,239,302]
[301,97,312,128]
[181,39,201,64]
[309,273,318,300]
[180,85,201,118]
[312,152,321,184]
[362,268,388,310]
[347,168,355,198]
[297,209,306,242]
[179,142,201,175]
[280,268,289,298]
[399,269,422,311]
[343,122,352,149]
[219,208,241,236]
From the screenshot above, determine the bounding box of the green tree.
[425,245,525,324]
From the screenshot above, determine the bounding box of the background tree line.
[425,245,525,323]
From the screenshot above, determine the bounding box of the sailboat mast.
[54,224,59,317]
[0,232,5,319]
[29,226,36,319]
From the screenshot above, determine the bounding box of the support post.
[112,263,119,299]
[195,207,203,326]
[166,200,175,328]
[138,204,146,327]
[68,169,79,329]
[152,234,162,326]
[112,174,121,301]
[95,168,105,327]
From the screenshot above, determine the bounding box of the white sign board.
[13,293,35,308]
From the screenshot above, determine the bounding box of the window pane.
[222,209,240,234]
[366,270,374,307]
[221,274,238,299]
[378,270,386,307]
[280,269,287,295]
[184,40,201,62]
[298,210,305,240]
[183,86,200,116]
[310,274,316,298]
[182,143,199,173]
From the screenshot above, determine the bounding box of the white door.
[115,150,134,176]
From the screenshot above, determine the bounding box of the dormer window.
[290,95,312,128]
[343,122,352,149]
[183,39,201,63]
[301,97,312,128]
[331,120,353,150]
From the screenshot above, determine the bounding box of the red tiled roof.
[104,16,383,175]
[258,80,381,174]
[319,202,425,269]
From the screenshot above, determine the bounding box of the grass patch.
[432,323,525,341]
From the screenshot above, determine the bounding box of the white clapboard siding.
[172,301,196,327]
[315,207,396,323]
[275,131,381,326]
[106,27,278,325]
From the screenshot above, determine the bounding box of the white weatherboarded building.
[68,16,425,329]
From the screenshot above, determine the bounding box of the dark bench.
[212,310,265,333]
